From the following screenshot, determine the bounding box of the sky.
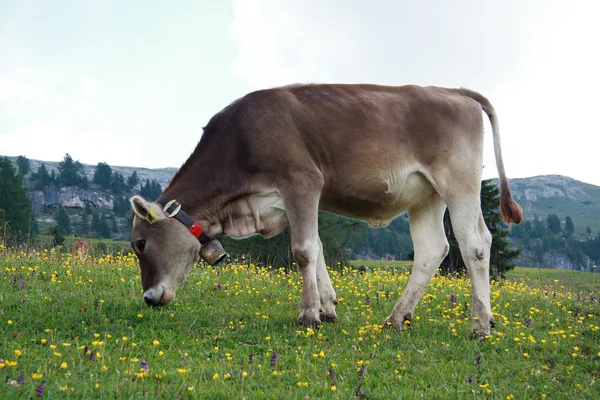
[1,0,599,185]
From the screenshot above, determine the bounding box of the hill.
[6,156,177,190]
[8,156,598,236]
[495,175,600,235]
[3,155,600,268]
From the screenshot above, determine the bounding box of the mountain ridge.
[5,156,599,234]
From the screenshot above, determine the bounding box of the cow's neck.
[160,104,286,240]
[161,138,261,238]
[162,163,231,238]
[163,162,285,239]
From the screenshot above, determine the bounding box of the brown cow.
[130,84,522,337]
[72,239,89,259]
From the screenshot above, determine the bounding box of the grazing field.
[1,246,599,399]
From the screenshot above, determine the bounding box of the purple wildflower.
[355,385,365,397]
[359,364,366,376]
[591,295,596,303]
[468,377,474,383]
[17,373,24,385]
[476,356,481,367]
[364,296,370,305]
[19,276,25,291]
[450,294,457,307]
[90,352,97,362]
[94,299,99,310]
[249,353,254,364]
[83,346,89,355]
[36,381,45,397]
[141,359,148,372]
[327,367,337,383]
[526,319,534,328]
[270,352,279,367]
[385,290,390,299]
[215,283,222,290]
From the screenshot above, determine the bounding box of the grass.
[0,246,599,399]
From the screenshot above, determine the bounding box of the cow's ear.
[130,196,163,224]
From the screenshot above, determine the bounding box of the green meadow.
[1,246,598,399]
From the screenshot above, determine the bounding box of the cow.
[129,84,522,337]
[72,239,89,259]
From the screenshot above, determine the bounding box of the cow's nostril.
[144,295,159,307]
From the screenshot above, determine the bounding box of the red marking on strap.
[189,222,203,237]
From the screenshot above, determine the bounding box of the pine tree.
[97,214,111,238]
[140,179,162,200]
[110,214,119,234]
[58,154,84,187]
[50,225,65,247]
[55,207,71,234]
[127,171,140,190]
[110,172,127,195]
[79,174,89,189]
[16,156,31,176]
[547,214,561,235]
[31,164,51,191]
[0,157,33,236]
[91,210,101,234]
[85,201,92,215]
[80,210,90,236]
[113,196,131,218]
[565,216,574,235]
[93,162,113,190]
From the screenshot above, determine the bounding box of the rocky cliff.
[493,175,600,234]
[28,186,114,212]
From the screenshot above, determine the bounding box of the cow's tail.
[455,88,523,225]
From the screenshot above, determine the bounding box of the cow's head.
[129,195,204,306]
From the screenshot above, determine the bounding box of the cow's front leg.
[280,175,323,326]
[317,238,337,322]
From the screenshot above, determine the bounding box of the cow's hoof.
[471,330,490,341]
[471,319,494,339]
[383,313,411,330]
[298,311,321,327]
[320,312,337,323]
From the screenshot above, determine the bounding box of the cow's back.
[230,84,483,221]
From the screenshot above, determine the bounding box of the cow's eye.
[135,239,146,252]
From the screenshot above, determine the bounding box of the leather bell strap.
[156,195,211,244]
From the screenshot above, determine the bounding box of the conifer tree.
[0,157,33,236]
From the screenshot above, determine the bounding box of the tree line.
[2,154,163,245]
[3,155,521,277]
[510,212,598,269]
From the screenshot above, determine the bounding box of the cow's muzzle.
[200,239,227,265]
[143,284,174,307]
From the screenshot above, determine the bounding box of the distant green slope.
[494,175,600,235]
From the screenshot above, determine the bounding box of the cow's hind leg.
[385,194,448,329]
[279,177,324,326]
[447,199,494,337]
[316,238,337,322]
